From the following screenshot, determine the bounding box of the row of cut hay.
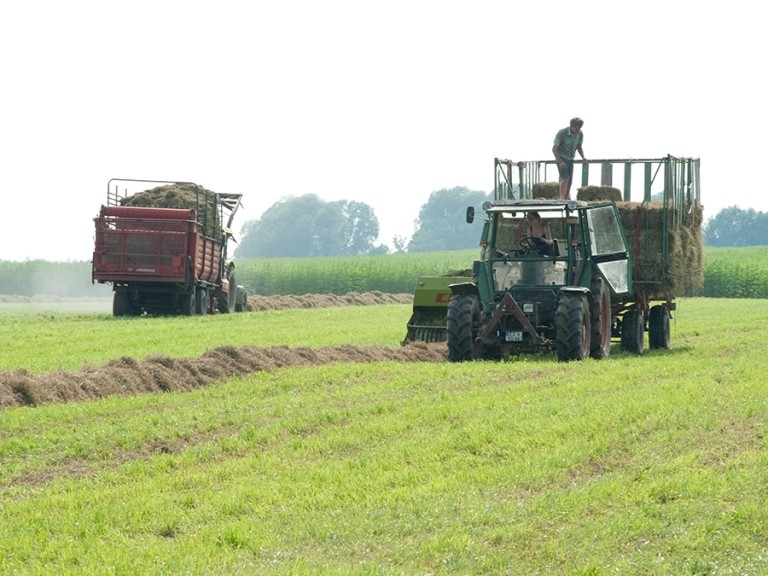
[616,201,705,296]
[120,183,223,237]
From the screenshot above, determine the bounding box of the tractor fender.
[449,282,479,297]
[559,285,591,302]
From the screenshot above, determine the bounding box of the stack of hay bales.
[577,185,622,202]
[532,182,560,199]
[120,182,222,237]
[494,217,521,252]
[570,182,703,296]
[615,201,704,297]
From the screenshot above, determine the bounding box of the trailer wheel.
[648,305,671,349]
[590,279,611,359]
[227,269,237,313]
[234,286,247,312]
[620,309,644,354]
[555,292,591,361]
[181,290,195,316]
[195,288,209,315]
[446,294,480,362]
[113,292,129,317]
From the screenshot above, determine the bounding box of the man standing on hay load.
[552,117,586,200]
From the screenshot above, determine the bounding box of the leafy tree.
[703,206,768,246]
[343,201,380,256]
[407,186,491,253]
[235,194,383,257]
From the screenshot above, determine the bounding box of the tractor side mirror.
[466,206,475,224]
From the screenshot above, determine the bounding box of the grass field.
[2,299,768,574]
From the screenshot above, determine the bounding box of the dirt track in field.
[0,292,450,410]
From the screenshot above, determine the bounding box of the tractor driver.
[525,212,554,255]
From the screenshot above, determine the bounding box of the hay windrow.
[0,342,447,410]
[0,292,425,410]
[246,292,412,311]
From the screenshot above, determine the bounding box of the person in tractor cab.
[552,117,586,200]
[525,212,554,255]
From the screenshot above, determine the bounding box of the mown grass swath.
[2,299,768,574]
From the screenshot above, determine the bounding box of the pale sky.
[0,1,762,261]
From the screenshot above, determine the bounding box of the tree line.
[233,190,761,258]
[233,187,490,258]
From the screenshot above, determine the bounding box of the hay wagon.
[92,179,247,316]
[511,155,703,346]
[405,155,702,358]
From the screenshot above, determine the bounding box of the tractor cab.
[469,199,631,298]
[449,198,632,361]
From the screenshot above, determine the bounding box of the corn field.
[0,247,766,298]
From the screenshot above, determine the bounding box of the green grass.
[2,299,768,574]
[0,305,413,373]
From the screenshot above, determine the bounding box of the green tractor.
[448,198,629,361]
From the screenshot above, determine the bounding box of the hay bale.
[577,185,622,202]
[495,218,522,252]
[616,201,704,296]
[532,182,560,199]
[121,182,222,237]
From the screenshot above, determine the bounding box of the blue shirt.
[554,127,583,160]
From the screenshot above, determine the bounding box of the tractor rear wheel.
[590,279,611,359]
[620,309,645,354]
[446,294,480,362]
[555,292,591,361]
[648,305,671,349]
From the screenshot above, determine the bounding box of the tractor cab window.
[585,204,631,295]
[492,211,567,257]
[586,205,626,256]
[492,213,523,256]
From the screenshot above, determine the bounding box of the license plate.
[506,331,523,342]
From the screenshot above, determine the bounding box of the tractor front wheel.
[555,292,591,361]
[446,294,480,362]
[590,279,611,359]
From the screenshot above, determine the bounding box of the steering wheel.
[518,236,537,253]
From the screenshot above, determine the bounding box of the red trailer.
[92,179,246,316]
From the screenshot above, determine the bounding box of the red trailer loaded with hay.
[92,178,247,316]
